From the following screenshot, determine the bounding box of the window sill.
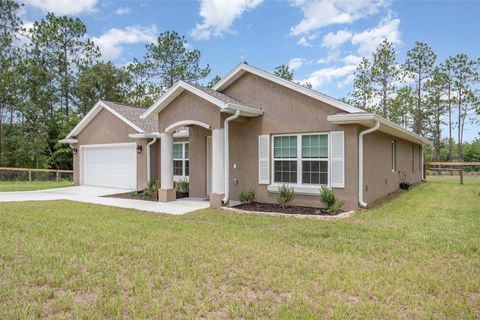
[174,176,189,182]
[267,184,326,195]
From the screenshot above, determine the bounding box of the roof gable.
[213,63,364,114]
[65,101,155,138]
[140,81,262,120]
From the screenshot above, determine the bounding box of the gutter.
[146,137,157,184]
[358,121,380,207]
[223,108,240,204]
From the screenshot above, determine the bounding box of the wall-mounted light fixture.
[72,147,78,153]
[136,145,143,154]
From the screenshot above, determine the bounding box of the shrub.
[239,189,256,203]
[175,180,189,194]
[130,191,138,198]
[143,189,152,197]
[276,184,294,209]
[320,185,343,215]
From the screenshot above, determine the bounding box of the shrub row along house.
[60,63,429,210]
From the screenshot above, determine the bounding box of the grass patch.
[0,180,73,192]
[0,179,479,318]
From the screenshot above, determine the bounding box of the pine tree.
[404,42,437,135]
[352,57,373,111]
[371,40,398,118]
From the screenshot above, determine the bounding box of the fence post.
[460,166,464,185]
[56,171,60,181]
[28,169,32,182]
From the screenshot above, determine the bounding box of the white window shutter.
[330,131,345,188]
[258,135,270,184]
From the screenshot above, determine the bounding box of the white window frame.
[269,132,330,194]
[173,142,189,182]
[391,140,397,172]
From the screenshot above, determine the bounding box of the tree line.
[1,1,479,171]
[0,1,211,170]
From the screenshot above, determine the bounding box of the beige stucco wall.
[188,126,210,198]
[72,108,149,190]
[363,130,422,204]
[222,73,360,210]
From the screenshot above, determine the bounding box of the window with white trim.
[173,142,189,179]
[391,140,397,171]
[272,133,329,186]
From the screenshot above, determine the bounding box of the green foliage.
[76,62,131,115]
[207,75,221,88]
[175,180,189,194]
[276,184,294,209]
[143,189,152,197]
[274,64,294,81]
[146,179,160,197]
[130,191,138,198]
[143,30,210,91]
[319,186,343,215]
[239,189,256,204]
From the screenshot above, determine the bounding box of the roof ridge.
[101,100,145,110]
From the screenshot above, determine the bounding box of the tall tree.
[425,67,448,161]
[126,59,155,108]
[371,39,398,118]
[404,42,437,135]
[389,87,415,129]
[30,13,99,116]
[0,0,23,165]
[76,62,131,115]
[144,31,210,93]
[449,53,478,161]
[274,64,294,81]
[441,59,455,162]
[352,57,373,111]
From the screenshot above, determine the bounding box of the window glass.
[302,160,328,184]
[274,136,297,158]
[173,160,183,176]
[273,160,297,183]
[173,144,183,159]
[184,143,189,159]
[185,160,189,176]
[302,134,328,158]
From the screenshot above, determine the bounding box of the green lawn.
[0,178,479,319]
[0,180,73,192]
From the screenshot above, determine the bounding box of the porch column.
[159,132,176,202]
[210,128,224,208]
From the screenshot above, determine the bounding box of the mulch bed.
[234,202,343,216]
[104,190,189,202]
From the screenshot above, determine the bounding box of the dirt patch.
[104,190,189,202]
[233,202,343,216]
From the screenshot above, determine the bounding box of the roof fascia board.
[213,63,363,114]
[327,113,430,145]
[66,101,144,138]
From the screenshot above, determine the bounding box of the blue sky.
[21,0,479,141]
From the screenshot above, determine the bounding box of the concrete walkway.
[0,186,210,215]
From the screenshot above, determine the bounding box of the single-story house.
[60,63,429,210]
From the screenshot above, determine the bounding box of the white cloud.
[288,58,306,70]
[317,50,340,64]
[290,0,388,36]
[342,54,363,65]
[24,0,97,15]
[191,0,263,40]
[321,29,352,49]
[297,37,312,47]
[351,15,401,55]
[302,64,357,89]
[115,7,131,15]
[92,25,158,61]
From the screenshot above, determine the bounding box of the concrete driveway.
[0,186,210,215]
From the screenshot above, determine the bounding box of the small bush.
[175,180,189,194]
[130,191,138,198]
[320,185,343,215]
[143,189,152,197]
[240,189,256,203]
[147,179,160,194]
[276,184,294,209]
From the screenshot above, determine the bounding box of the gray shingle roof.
[187,82,250,106]
[101,100,158,132]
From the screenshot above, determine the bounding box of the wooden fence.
[424,162,480,185]
[0,167,73,182]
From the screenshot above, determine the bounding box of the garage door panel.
[82,144,137,190]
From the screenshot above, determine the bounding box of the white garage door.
[82,143,137,190]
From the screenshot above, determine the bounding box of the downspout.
[223,109,241,204]
[421,145,426,182]
[146,137,157,184]
[358,121,380,207]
